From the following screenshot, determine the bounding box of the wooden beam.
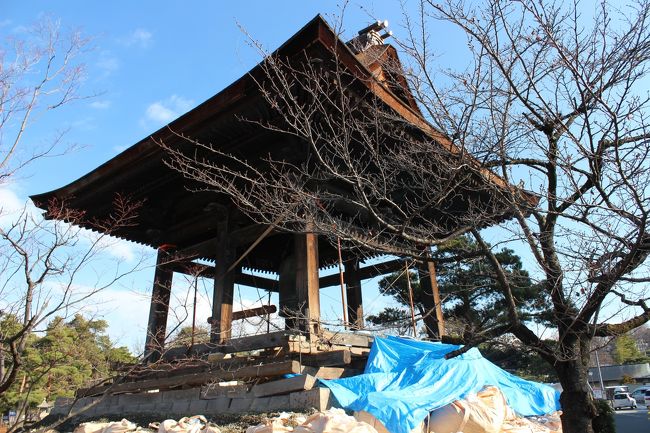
[295,231,320,334]
[252,374,316,397]
[300,349,352,367]
[144,250,173,362]
[161,330,294,361]
[232,304,277,321]
[168,261,279,292]
[175,223,277,258]
[79,360,302,396]
[417,260,445,339]
[343,257,364,329]
[319,258,405,288]
[318,330,374,348]
[211,219,237,343]
[302,366,362,380]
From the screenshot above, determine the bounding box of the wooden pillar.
[210,222,237,344]
[344,257,364,329]
[144,249,173,361]
[294,231,320,335]
[417,259,445,339]
[279,251,298,330]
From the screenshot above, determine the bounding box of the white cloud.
[144,95,194,124]
[0,184,38,227]
[120,29,153,48]
[90,100,111,109]
[96,53,120,76]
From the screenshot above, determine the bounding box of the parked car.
[631,387,649,404]
[613,392,637,409]
[645,389,650,407]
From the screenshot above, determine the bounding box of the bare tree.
[162,2,650,432]
[0,18,147,424]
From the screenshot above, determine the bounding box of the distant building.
[589,363,650,388]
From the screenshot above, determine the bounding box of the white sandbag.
[294,408,377,433]
[245,412,296,433]
[158,416,220,433]
[427,386,508,433]
[247,409,377,433]
[103,419,138,433]
[73,422,110,433]
[354,411,424,433]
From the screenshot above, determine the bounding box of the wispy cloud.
[89,100,111,110]
[144,94,194,124]
[120,28,153,48]
[96,52,120,77]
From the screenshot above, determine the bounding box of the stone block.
[187,399,209,415]
[170,400,191,415]
[117,393,157,406]
[267,394,291,412]
[289,388,331,411]
[205,397,231,414]
[250,397,271,412]
[162,388,201,402]
[138,401,173,414]
[228,397,252,412]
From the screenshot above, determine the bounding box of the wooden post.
[279,251,299,330]
[211,222,237,344]
[144,249,173,361]
[294,231,320,335]
[343,256,364,329]
[417,259,445,339]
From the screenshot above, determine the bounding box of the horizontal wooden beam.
[79,360,301,396]
[175,224,277,259]
[319,258,405,288]
[300,349,352,367]
[167,261,279,292]
[252,374,316,397]
[208,305,277,323]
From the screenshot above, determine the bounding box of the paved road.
[614,405,649,432]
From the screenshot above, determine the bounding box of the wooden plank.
[300,350,352,367]
[161,331,294,361]
[319,330,374,348]
[212,220,236,343]
[302,366,361,380]
[79,360,302,396]
[295,231,321,334]
[252,374,316,397]
[232,305,277,321]
[319,258,405,288]
[221,330,292,353]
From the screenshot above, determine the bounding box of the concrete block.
[162,388,201,401]
[117,392,161,406]
[171,400,191,415]
[250,397,271,412]
[228,397,252,412]
[138,401,173,413]
[290,388,331,411]
[205,397,231,414]
[187,399,209,415]
[267,394,291,412]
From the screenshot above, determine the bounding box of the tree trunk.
[554,338,597,433]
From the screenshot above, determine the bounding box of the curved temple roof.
[31,15,536,271]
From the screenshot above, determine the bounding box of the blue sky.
[3,1,450,351]
[4,1,644,352]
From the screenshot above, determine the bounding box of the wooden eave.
[30,15,537,266]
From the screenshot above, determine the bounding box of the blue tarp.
[320,336,560,433]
